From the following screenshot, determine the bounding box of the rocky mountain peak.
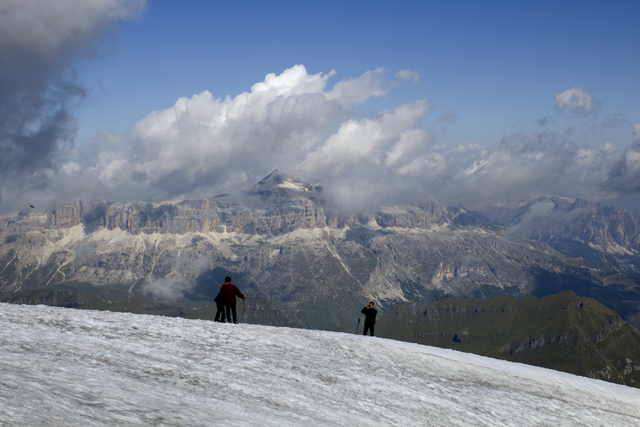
[249,170,321,197]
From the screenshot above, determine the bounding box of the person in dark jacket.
[213,289,225,322]
[219,276,246,324]
[361,301,377,336]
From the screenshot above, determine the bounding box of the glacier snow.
[1,303,639,426]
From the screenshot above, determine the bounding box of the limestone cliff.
[1,171,639,331]
[468,196,640,271]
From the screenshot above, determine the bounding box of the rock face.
[1,171,640,330]
[468,196,640,271]
[376,290,640,388]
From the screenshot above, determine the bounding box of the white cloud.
[505,201,556,239]
[300,100,431,176]
[251,64,334,96]
[60,161,81,175]
[119,66,358,191]
[625,150,640,175]
[142,276,191,302]
[326,67,390,107]
[7,64,423,212]
[97,156,128,187]
[385,129,434,170]
[0,0,147,211]
[555,86,600,115]
[142,256,209,301]
[3,62,639,215]
[0,0,145,60]
[396,70,420,83]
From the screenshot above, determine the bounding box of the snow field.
[1,303,639,426]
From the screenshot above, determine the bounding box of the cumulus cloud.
[555,86,601,115]
[300,100,431,175]
[325,67,388,106]
[4,64,423,211]
[1,3,638,216]
[503,200,590,241]
[2,57,639,215]
[605,124,640,193]
[438,130,640,206]
[0,0,145,207]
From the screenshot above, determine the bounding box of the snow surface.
[1,303,640,427]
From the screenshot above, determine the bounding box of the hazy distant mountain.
[376,290,640,388]
[466,196,640,271]
[1,171,639,330]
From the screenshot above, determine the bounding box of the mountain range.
[1,170,639,331]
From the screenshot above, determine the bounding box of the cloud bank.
[0,0,145,208]
[2,62,640,215]
[1,1,638,216]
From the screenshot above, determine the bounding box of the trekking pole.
[355,318,361,334]
[243,298,246,324]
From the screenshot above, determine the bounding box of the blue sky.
[75,0,639,147]
[1,0,639,213]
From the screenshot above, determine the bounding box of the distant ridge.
[376,290,640,387]
[1,171,639,333]
[1,289,299,327]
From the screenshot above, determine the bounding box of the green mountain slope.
[376,290,640,387]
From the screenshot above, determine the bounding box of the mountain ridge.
[1,171,639,331]
[376,289,640,387]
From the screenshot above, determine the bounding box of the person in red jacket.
[219,276,246,324]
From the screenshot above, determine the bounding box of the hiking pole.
[243,298,246,324]
[355,318,361,334]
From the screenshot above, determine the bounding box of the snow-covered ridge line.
[1,303,639,426]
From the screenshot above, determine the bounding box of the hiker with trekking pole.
[243,297,247,324]
[360,301,377,336]
[219,276,246,324]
